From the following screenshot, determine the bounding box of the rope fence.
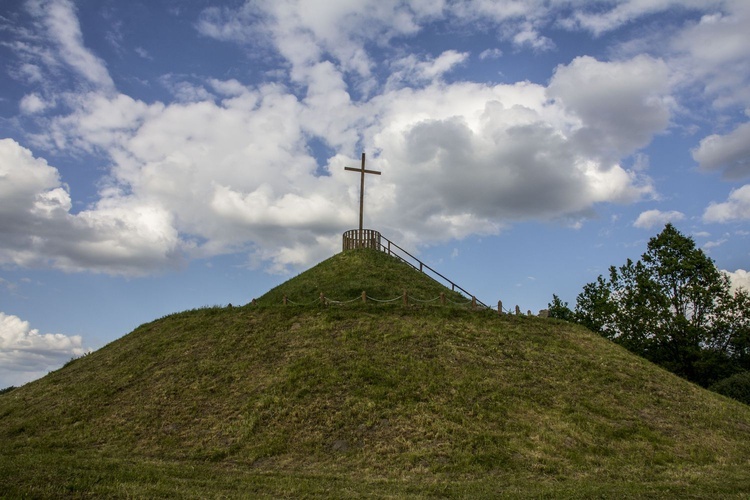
[252,292,547,317]
[316,291,482,310]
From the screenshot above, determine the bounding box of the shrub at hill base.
[711,371,750,405]
[559,223,750,395]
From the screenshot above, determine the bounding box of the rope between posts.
[286,298,320,306]
[325,296,362,305]
[368,296,403,303]
[410,296,441,304]
[278,291,529,316]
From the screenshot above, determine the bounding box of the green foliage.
[573,224,748,387]
[2,248,750,496]
[547,294,575,321]
[0,386,16,395]
[711,371,750,406]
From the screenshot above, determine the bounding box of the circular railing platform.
[342,229,381,251]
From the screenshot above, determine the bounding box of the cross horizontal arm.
[344,167,381,175]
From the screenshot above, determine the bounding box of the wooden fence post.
[320,292,325,306]
[497,300,503,315]
[283,295,287,305]
[440,292,445,305]
[471,296,477,310]
[403,289,408,306]
[515,305,521,315]
[362,290,367,303]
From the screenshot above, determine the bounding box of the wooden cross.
[345,152,381,239]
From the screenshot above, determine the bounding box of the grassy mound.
[2,250,750,497]
[256,248,470,305]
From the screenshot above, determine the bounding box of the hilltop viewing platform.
[342,228,382,251]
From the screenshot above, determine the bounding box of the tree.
[709,371,750,406]
[547,294,575,322]
[573,224,747,387]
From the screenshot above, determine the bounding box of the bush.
[0,386,17,395]
[548,294,575,322]
[710,371,750,405]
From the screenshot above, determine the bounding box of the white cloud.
[547,55,672,159]
[19,93,50,114]
[479,48,502,60]
[134,46,152,60]
[703,237,727,249]
[387,50,469,88]
[703,184,750,223]
[26,0,115,92]
[209,78,249,97]
[565,0,719,36]
[692,122,750,179]
[0,311,88,387]
[3,3,690,275]
[12,51,668,273]
[160,75,214,103]
[0,139,183,275]
[33,87,358,273]
[670,0,750,109]
[196,0,435,81]
[40,92,157,152]
[634,209,686,229]
[512,21,554,51]
[368,63,660,245]
[724,268,750,293]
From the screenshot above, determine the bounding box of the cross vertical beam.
[344,152,381,246]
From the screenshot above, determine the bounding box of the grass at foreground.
[3,250,750,497]
[3,306,750,497]
[2,451,750,498]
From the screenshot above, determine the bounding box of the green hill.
[256,248,472,305]
[2,249,750,498]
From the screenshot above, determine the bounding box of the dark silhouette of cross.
[344,152,381,240]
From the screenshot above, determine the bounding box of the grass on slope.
[256,248,471,305]
[2,303,750,497]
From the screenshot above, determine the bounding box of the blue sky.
[2,0,750,387]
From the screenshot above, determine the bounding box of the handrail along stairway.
[342,229,489,309]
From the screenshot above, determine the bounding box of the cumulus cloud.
[8,49,669,274]
[703,184,750,222]
[547,55,672,160]
[367,62,661,244]
[724,268,750,293]
[0,311,88,387]
[692,122,750,179]
[0,139,183,275]
[27,86,359,273]
[2,1,688,275]
[634,209,686,229]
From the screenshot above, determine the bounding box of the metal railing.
[342,229,489,309]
